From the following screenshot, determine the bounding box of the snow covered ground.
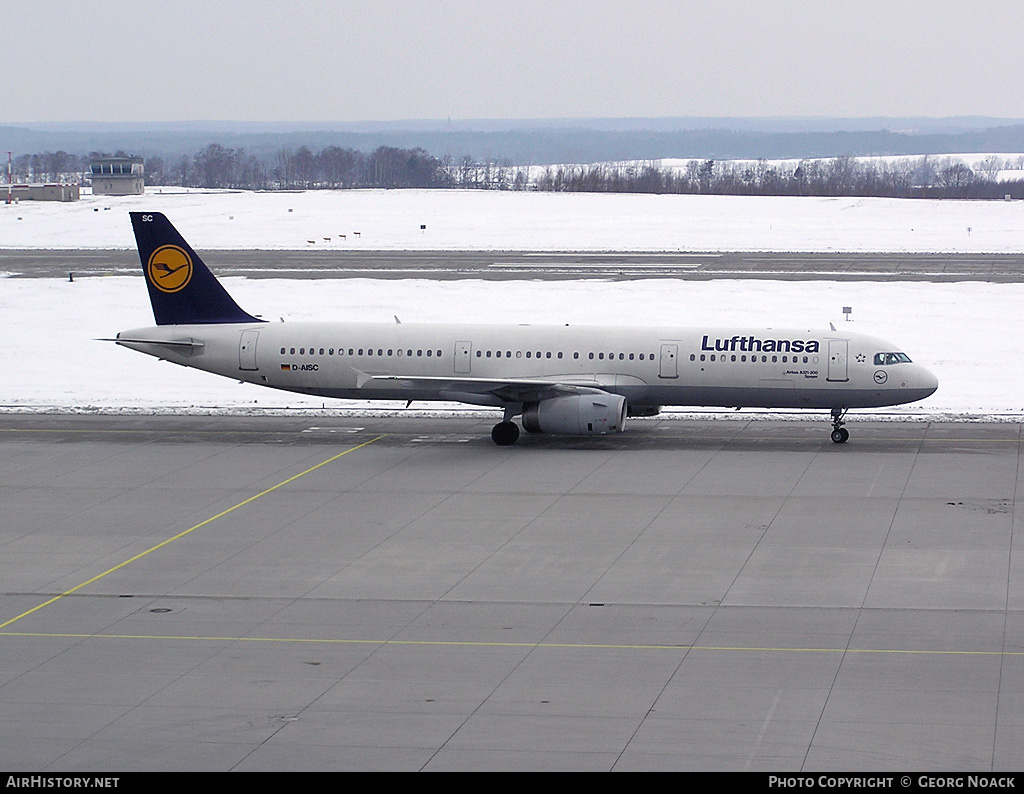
[1,188,1022,418]
[2,186,1024,253]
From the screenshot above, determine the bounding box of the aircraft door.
[827,339,848,382]
[239,329,259,371]
[454,340,472,374]
[659,343,679,379]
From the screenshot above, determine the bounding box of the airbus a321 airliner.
[113,212,938,445]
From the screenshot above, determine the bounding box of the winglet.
[130,212,262,326]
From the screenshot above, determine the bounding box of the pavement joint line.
[0,435,385,630]
[0,631,1018,657]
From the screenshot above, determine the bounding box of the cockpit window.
[874,352,912,365]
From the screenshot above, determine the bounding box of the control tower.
[90,156,144,195]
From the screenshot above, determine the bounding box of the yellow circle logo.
[147,245,193,293]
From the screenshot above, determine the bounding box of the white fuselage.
[117,321,939,411]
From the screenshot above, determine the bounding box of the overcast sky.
[4,0,1024,124]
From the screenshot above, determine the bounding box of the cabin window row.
[473,351,656,360]
[279,347,662,362]
[281,347,443,358]
[691,353,819,364]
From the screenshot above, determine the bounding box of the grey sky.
[5,0,1024,123]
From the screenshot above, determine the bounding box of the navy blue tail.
[131,212,262,326]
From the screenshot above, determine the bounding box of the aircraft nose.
[918,365,938,396]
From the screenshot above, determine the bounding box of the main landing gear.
[491,421,520,446]
[830,408,850,444]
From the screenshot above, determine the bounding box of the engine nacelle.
[522,394,627,436]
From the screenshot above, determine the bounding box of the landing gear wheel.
[491,421,520,446]
[830,407,849,444]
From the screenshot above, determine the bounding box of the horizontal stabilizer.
[100,336,206,350]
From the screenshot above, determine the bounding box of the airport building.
[8,183,80,202]
[89,156,144,195]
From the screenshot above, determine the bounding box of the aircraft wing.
[358,374,609,403]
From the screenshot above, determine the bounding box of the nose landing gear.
[830,408,849,444]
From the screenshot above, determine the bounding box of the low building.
[8,183,80,202]
[90,156,144,195]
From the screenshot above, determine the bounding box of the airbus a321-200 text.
[113,212,938,445]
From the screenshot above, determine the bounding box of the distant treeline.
[153,144,459,189]
[9,146,1024,199]
[9,144,527,191]
[534,156,1024,199]
[156,144,532,190]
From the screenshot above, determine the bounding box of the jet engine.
[522,394,627,435]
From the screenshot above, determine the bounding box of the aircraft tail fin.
[130,212,262,326]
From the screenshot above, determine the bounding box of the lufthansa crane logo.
[147,245,193,293]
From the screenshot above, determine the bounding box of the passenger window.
[280,347,286,354]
